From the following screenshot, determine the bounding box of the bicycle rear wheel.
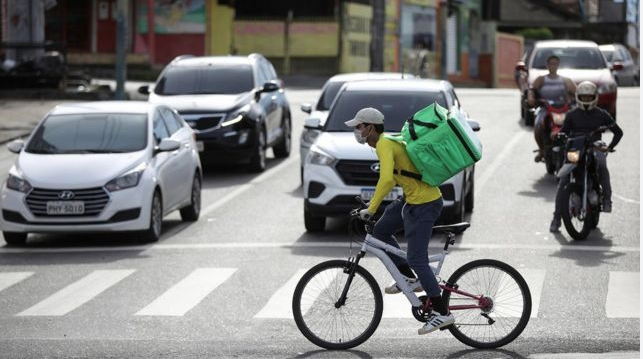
[292,260,383,350]
[443,259,531,349]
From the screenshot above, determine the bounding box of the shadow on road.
[548,229,625,267]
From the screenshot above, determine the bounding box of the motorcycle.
[556,126,613,240]
[536,100,570,175]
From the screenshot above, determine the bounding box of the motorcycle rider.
[549,81,623,233]
[527,54,577,162]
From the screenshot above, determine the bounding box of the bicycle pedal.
[439,324,453,331]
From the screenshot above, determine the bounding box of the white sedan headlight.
[6,174,32,193]
[307,149,336,166]
[105,163,147,192]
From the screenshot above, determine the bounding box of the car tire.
[180,173,201,222]
[464,170,474,213]
[273,115,291,158]
[452,179,466,223]
[3,232,27,246]
[304,208,326,232]
[140,190,163,243]
[249,127,267,172]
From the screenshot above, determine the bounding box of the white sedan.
[0,101,202,245]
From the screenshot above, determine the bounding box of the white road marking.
[475,130,528,197]
[613,193,639,204]
[1,242,638,254]
[605,271,639,318]
[201,156,298,216]
[135,268,237,316]
[254,269,307,319]
[520,269,546,318]
[17,270,134,316]
[0,272,33,293]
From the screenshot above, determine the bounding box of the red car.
[516,40,619,125]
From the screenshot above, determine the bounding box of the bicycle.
[292,198,532,350]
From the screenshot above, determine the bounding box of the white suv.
[303,79,479,232]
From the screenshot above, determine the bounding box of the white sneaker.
[384,278,423,294]
[418,312,455,335]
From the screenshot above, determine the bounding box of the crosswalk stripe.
[17,270,135,316]
[520,269,546,318]
[606,271,639,318]
[135,268,236,316]
[0,272,34,293]
[254,269,308,319]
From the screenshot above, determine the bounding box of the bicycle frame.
[345,234,491,312]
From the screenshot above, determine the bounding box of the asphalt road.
[0,87,639,359]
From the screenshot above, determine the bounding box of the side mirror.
[300,103,312,114]
[304,117,322,129]
[612,62,624,71]
[138,85,150,95]
[157,138,181,152]
[515,61,526,72]
[467,120,481,132]
[7,139,24,154]
[259,81,280,93]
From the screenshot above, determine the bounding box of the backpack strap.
[393,169,422,181]
[407,116,438,141]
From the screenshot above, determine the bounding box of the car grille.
[26,187,110,217]
[181,113,225,132]
[335,159,453,200]
[335,160,378,186]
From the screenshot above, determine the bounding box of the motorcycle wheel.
[560,185,593,240]
[544,153,556,174]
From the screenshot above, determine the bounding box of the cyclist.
[549,81,623,233]
[528,54,576,162]
[345,107,454,334]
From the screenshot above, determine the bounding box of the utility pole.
[115,0,128,100]
[370,0,385,71]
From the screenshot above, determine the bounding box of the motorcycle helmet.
[575,81,598,111]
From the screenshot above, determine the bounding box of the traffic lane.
[0,246,638,346]
[454,88,639,248]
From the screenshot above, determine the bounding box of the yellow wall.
[234,21,285,56]
[289,22,339,56]
[207,2,234,55]
[341,3,372,73]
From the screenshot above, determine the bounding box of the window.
[325,90,447,132]
[160,108,181,135]
[26,113,147,154]
[531,48,607,70]
[155,65,254,95]
[153,113,170,143]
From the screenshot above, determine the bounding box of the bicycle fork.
[335,251,366,308]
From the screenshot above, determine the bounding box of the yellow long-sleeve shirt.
[367,133,442,214]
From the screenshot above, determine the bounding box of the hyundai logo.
[58,191,75,200]
[370,162,380,173]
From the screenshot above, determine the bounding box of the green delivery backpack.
[386,103,482,186]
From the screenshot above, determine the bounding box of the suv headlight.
[6,174,32,193]
[221,105,251,127]
[307,149,336,166]
[105,163,147,192]
[597,82,617,94]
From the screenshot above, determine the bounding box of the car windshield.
[26,113,148,154]
[324,90,447,132]
[531,47,607,69]
[601,50,615,62]
[154,65,254,95]
[316,82,345,111]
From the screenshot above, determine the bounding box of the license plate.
[47,201,85,215]
[196,141,204,152]
[360,188,401,201]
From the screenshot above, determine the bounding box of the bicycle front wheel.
[292,260,383,350]
[443,259,532,349]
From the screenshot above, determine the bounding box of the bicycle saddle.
[433,222,470,235]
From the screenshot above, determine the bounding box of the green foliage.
[515,27,554,40]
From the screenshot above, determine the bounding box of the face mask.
[354,127,368,144]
